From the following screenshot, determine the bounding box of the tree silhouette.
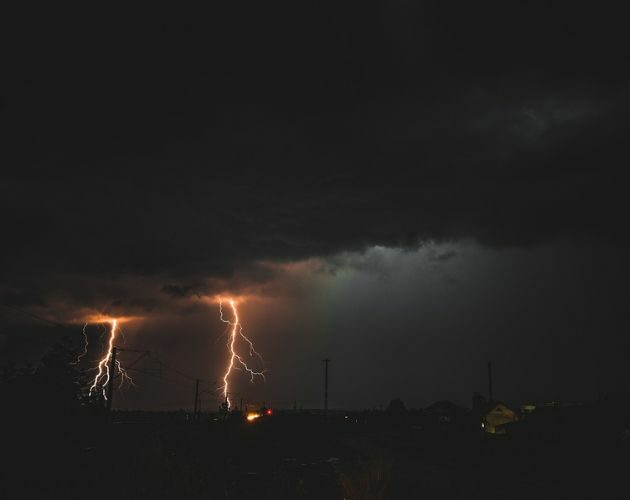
[0,338,98,437]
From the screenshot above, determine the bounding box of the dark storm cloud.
[1,1,628,315]
[161,284,203,299]
[0,287,46,308]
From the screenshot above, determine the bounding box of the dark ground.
[3,406,628,499]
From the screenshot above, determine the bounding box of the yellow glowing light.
[81,314,138,325]
[246,412,261,421]
[520,404,536,414]
[219,299,266,409]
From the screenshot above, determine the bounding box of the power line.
[113,345,215,387]
[0,303,70,329]
[150,353,215,386]
[128,367,196,390]
[122,355,216,391]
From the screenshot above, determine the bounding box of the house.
[482,401,519,434]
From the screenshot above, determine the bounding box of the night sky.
[2,2,629,410]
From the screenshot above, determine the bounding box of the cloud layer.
[2,3,629,408]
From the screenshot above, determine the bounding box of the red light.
[266,409,273,416]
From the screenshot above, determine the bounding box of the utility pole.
[106,347,117,411]
[323,358,330,416]
[487,360,493,402]
[194,378,200,420]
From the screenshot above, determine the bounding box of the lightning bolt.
[219,299,265,409]
[88,319,134,400]
[72,322,89,365]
